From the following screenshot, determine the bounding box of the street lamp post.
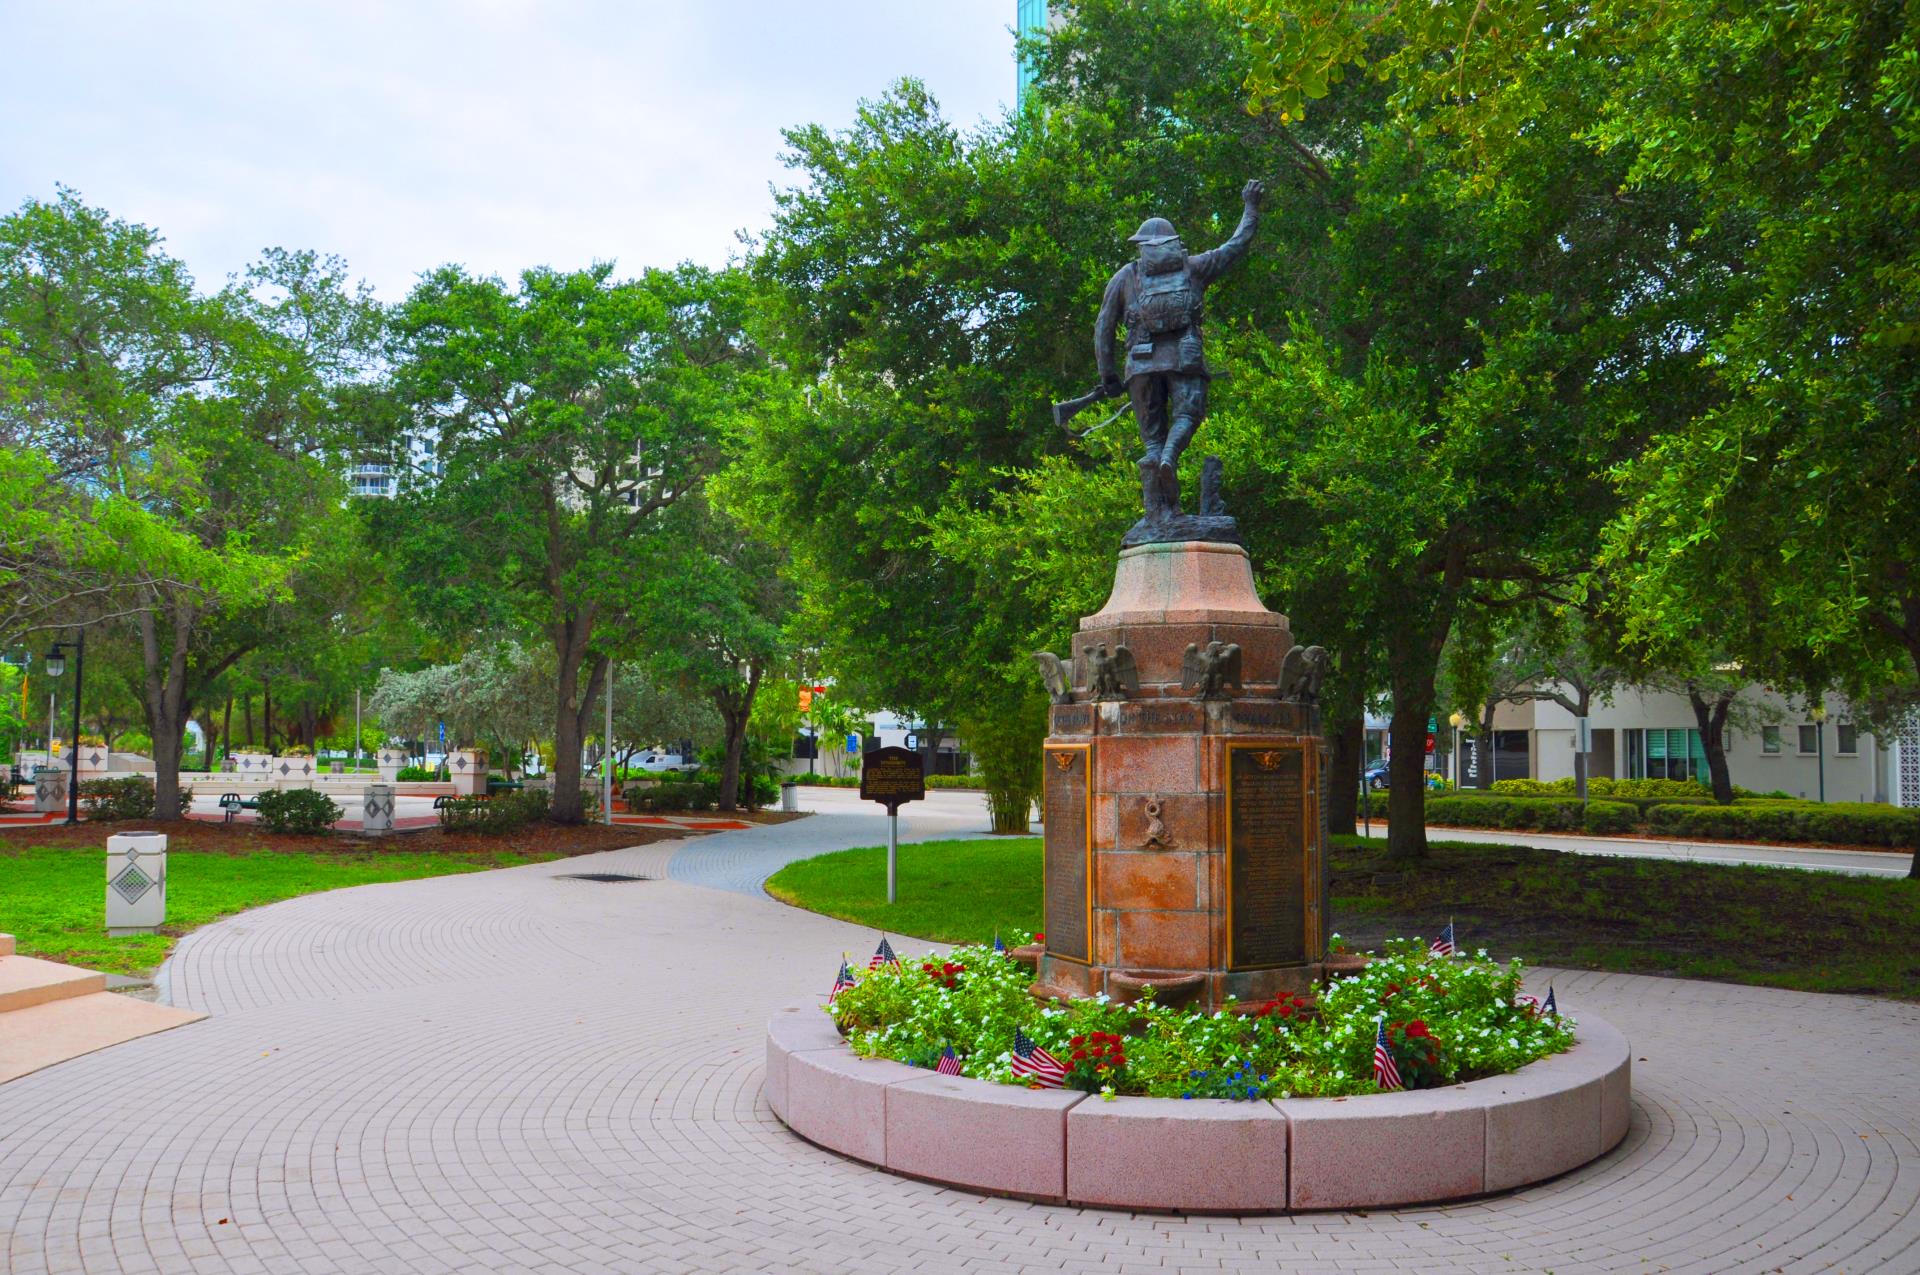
[1448,711,1466,788]
[1811,702,1827,803]
[45,630,85,826]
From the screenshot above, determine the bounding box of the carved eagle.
[1277,644,1330,703]
[1088,643,1140,701]
[1032,651,1073,705]
[1180,640,1243,699]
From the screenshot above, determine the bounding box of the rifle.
[1052,382,1126,431]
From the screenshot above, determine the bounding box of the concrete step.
[0,990,206,1085]
[0,954,107,1014]
[0,932,13,956]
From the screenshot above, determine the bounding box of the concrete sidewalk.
[1358,821,1914,876]
[0,805,1916,1272]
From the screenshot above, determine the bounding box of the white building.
[1374,684,1912,805]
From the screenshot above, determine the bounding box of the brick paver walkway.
[2,805,1917,1273]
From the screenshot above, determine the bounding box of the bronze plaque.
[1226,743,1309,969]
[1043,745,1092,963]
[860,745,925,810]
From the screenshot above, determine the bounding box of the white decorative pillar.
[106,832,166,936]
[34,767,68,812]
[448,749,488,797]
[376,746,406,781]
[362,783,395,833]
[231,751,272,779]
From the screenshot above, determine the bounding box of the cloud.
[0,0,1016,297]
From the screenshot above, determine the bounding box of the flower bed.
[830,935,1573,1098]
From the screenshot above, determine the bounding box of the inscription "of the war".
[1043,746,1092,962]
[1227,744,1308,969]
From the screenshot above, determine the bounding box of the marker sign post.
[860,745,926,903]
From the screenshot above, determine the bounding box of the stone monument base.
[1035,539,1327,1012]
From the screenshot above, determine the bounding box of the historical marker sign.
[1225,743,1310,969]
[1042,744,1092,963]
[860,745,925,812]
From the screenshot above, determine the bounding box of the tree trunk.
[1326,712,1362,837]
[242,694,253,747]
[713,662,765,812]
[222,695,232,767]
[262,680,274,753]
[1385,695,1434,861]
[136,604,194,821]
[1686,686,1736,804]
[549,642,608,824]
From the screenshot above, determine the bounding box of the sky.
[0,0,1019,299]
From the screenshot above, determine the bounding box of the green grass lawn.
[1,841,560,977]
[766,839,1043,943]
[766,834,1920,999]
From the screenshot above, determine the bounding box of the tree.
[369,643,554,776]
[1234,0,1919,866]
[635,500,793,811]
[0,192,374,817]
[379,262,752,822]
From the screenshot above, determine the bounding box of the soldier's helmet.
[1127,217,1179,244]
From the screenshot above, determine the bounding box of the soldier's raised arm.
[1188,179,1265,286]
[1094,264,1129,391]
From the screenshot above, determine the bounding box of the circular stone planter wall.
[765,1003,1630,1213]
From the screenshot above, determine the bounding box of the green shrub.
[394,765,436,782]
[253,787,343,834]
[1645,801,1920,849]
[794,774,860,787]
[438,788,550,833]
[1490,776,1713,801]
[928,774,986,790]
[78,776,174,821]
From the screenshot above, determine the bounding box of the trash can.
[780,781,799,813]
[106,831,166,936]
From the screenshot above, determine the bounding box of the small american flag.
[1373,1016,1403,1092]
[829,959,857,1002]
[936,1047,962,1076]
[992,932,1006,954]
[869,936,900,970]
[1543,986,1558,1016]
[1430,920,1456,958]
[1010,1027,1067,1089]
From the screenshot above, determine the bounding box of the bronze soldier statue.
[1094,179,1265,525]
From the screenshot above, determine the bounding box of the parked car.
[632,751,691,774]
[1364,761,1447,791]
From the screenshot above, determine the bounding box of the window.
[1837,722,1858,755]
[1643,727,1708,781]
[1797,724,1818,754]
[1761,726,1781,755]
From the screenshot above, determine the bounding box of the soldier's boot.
[1138,458,1166,518]
[1158,416,1197,512]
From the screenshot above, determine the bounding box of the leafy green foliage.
[77,776,171,821]
[436,789,551,834]
[831,937,1572,1098]
[251,788,343,835]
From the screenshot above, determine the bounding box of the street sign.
[904,732,919,750]
[1575,717,1592,753]
[1424,732,1436,755]
[846,733,861,754]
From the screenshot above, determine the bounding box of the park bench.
[486,778,525,795]
[218,792,260,822]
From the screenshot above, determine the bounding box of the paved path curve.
[2,805,1918,1273]
[1359,823,1915,878]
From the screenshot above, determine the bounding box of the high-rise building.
[1016,0,1048,106]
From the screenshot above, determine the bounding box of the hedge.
[438,788,550,833]
[626,782,715,813]
[253,787,343,834]
[1645,801,1920,849]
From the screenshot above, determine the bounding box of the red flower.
[1071,1049,1087,1061]
[1070,1035,1085,1047]
[1033,933,1045,942]
[1406,1021,1430,1039]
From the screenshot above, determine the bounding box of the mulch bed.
[2,819,687,858]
